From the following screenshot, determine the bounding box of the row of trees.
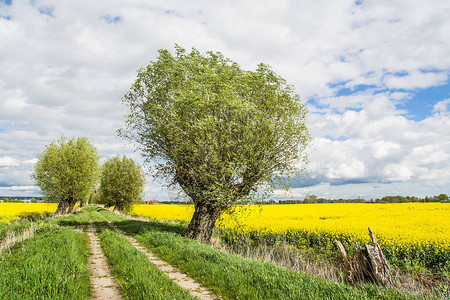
[377,194,448,203]
[32,46,310,243]
[32,136,145,214]
[277,194,449,204]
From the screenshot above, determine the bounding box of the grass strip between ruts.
[107,215,422,300]
[0,226,91,300]
[98,228,195,300]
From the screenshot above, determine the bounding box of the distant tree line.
[0,197,42,202]
[275,193,449,204]
[376,194,448,203]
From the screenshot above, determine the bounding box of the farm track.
[103,219,219,300]
[86,223,123,300]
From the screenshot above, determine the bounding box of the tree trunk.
[184,203,221,243]
[55,201,69,215]
[67,202,76,214]
[335,227,393,287]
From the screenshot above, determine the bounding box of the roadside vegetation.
[96,208,420,299]
[0,226,90,300]
[0,219,33,242]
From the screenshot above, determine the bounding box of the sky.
[0,0,449,201]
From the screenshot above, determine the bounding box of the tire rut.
[86,224,123,300]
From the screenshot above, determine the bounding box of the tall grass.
[0,219,33,242]
[0,227,91,300]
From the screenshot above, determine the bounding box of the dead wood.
[335,227,393,287]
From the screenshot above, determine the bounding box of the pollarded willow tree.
[99,155,145,212]
[31,136,100,215]
[120,46,310,242]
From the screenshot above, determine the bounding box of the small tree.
[304,194,318,203]
[120,46,310,242]
[99,155,145,212]
[31,136,100,215]
[438,194,449,202]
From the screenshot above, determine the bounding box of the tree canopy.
[120,46,310,242]
[99,155,145,212]
[31,136,100,214]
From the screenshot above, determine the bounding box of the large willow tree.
[121,46,310,242]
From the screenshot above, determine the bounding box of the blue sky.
[0,0,449,200]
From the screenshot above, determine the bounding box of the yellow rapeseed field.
[132,204,194,222]
[0,203,58,223]
[132,202,450,268]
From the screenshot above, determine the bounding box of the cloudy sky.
[1,0,449,201]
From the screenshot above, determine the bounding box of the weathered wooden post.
[335,227,393,287]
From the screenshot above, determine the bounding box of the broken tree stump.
[335,227,393,287]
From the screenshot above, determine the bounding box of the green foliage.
[0,227,91,300]
[31,136,100,207]
[99,229,194,299]
[99,155,145,212]
[120,45,310,209]
[438,194,449,202]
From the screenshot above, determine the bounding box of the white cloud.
[383,71,448,90]
[432,99,450,115]
[22,158,38,164]
[0,185,39,191]
[0,156,19,167]
[326,160,367,180]
[306,94,450,193]
[372,141,401,160]
[384,164,413,181]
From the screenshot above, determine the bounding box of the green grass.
[0,227,91,300]
[98,228,194,300]
[103,214,421,300]
[54,205,111,226]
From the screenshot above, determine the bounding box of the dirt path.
[96,209,219,299]
[86,224,123,300]
[120,232,218,300]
